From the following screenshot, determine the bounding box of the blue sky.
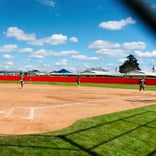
[0,0,156,72]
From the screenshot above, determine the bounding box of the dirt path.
[0,84,155,135]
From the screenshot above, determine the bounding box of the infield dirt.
[0,83,156,135]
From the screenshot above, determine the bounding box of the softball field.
[0,83,156,135]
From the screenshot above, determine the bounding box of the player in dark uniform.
[20,73,24,88]
[77,75,80,85]
[139,77,145,91]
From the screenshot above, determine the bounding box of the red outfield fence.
[0,75,156,85]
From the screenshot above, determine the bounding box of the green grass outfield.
[0,81,156,155]
[0,104,156,155]
[1,80,156,91]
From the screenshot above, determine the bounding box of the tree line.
[119,54,141,74]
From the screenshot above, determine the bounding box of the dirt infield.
[0,83,156,135]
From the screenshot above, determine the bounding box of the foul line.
[4,95,156,120]
[28,108,35,120]
[4,99,110,120]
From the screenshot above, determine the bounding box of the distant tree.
[119,54,141,74]
[152,65,155,72]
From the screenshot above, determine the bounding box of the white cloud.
[89,40,120,50]
[3,54,14,60]
[6,61,14,66]
[29,49,51,59]
[0,44,18,52]
[30,54,44,59]
[5,27,70,46]
[29,34,67,46]
[89,40,147,59]
[0,43,80,60]
[135,50,156,57]
[29,49,79,58]
[19,48,34,53]
[71,54,99,60]
[28,39,44,46]
[5,27,36,41]
[118,58,127,63]
[24,65,35,70]
[69,37,78,42]
[3,61,16,70]
[55,59,67,66]
[52,50,79,56]
[99,17,136,30]
[37,0,55,7]
[96,49,127,57]
[122,42,145,50]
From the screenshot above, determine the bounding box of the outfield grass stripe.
[147,149,156,155]
[0,99,156,155]
[58,135,98,156]
[123,118,156,131]
[60,111,149,136]
[89,118,156,150]
[92,126,156,156]
[63,112,156,151]
[123,111,156,125]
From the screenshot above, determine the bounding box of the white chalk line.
[27,108,35,120]
[2,98,113,120]
[14,98,119,110]
[3,94,156,120]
